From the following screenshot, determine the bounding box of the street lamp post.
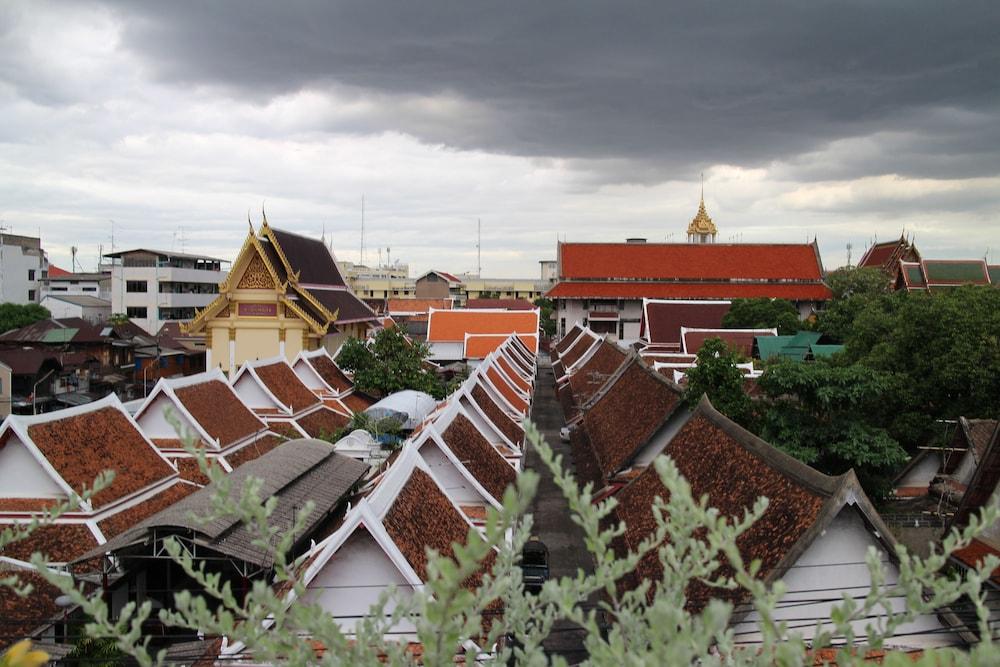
[32,369,55,415]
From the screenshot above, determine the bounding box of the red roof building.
[547,239,830,343]
[857,233,920,277]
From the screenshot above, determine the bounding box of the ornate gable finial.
[687,175,718,243]
[261,201,269,228]
[248,208,255,233]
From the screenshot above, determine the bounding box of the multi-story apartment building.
[338,260,416,300]
[0,233,49,304]
[105,248,228,335]
[40,271,111,300]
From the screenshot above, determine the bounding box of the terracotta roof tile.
[565,341,628,418]
[559,243,825,281]
[576,358,681,486]
[441,414,517,502]
[225,434,286,470]
[341,391,377,413]
[465,298,535,310]
[427,309,538,343]
[382,468,491,584]
[613,410,826,608]
[553,325,584,354]
[470,385,523,446]
[464,334,539,359]
[25,407,176,508]
[0,524,99,563]
[173,380,266,446]
[387,298,452,314]
[0,569,64,649]
[254,362,321,413]
[0,498,60,512]
[558,333,597,368]
[494,356,531,393]
[97,482,197,539]
[307,355,353,393]
[952,538,1000,584]
[681,329,775,356]
[547,281,832,301]
[485,366,528,414]
[296,407,350,439]
[174,457,222,485]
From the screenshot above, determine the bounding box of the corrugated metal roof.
[82,439,369,567]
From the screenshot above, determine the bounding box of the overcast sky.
[2,1,998,277]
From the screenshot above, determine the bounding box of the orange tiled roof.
[254,362,321,413]
[464,334,539,359]
[547,281,832,300]
[387,298,452,314]
[174,379,266,446]
[485,366,528,414]
[427,309,538,343]
[559,242,824,281]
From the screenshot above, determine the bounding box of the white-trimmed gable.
[0,432,66,498]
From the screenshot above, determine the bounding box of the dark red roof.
[558,332,598,368]
[269,227,348,287]
[23,406,176,508]
[254,362,321,413]
[613,401,830,608]
[549,282,832,300]
[0,568,65,649]
[0,318,106,344]
[440,414,516,502]
[173,379,266,446]
[225,434,286,469]
[48,265,71,277]
[0,349,62,375]
[341,391,377,413]
[559,243,824,281]
[97,481,197,539]
[681,328,774,356]
[642,301,732,345]
[553,325,584,355]
[0,524,99,564]
[466,298,536,310]
[305,287,378,324]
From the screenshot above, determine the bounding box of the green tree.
[846,286,1000,439]
[816,266,892,343]
[336,325,445,398]
[0,303,50,333]
[532,297,556,337]
[721,298,803,335]
[755,359,908,494]
[681,337,751,424]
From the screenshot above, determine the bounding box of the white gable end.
[0,435,66,498]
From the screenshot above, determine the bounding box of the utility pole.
[360,195,366,266]
[477,218,482,278]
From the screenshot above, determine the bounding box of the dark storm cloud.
[93,0,1000,181]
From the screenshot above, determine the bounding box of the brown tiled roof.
[947,422,1000,536]
[173,380,265,446]
[224,434,286,470]
[25,407,176,508]
[0,524,99,563]
[296,408,350,439]
[341,391,377,413]
[0,498,60,512]
[565,341,627,418]
[254,362,320,413]
[577,356,682,486]
[470,385,524,446]
[556,383,577,422]
[97,482,197,539]
[308,354,354,393]
[440,414,516,502]
[0,569,64,649]
[269,227,348,287]
[554,325,584,354]
[613,405,828,609]
[382,468,477,581]
[174,457,221,485]
[559,333,596,368]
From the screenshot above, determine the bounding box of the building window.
[560,317,566,336]
[28,270,35,281]
[82,287,96,292]
[28,289,36,301]
[126,306,148,318]
[126,281,148,293]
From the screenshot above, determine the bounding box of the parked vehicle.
[521,537,549,594]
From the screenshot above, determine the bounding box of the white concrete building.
[40,271,111,301]
[104,248,228,335]
[39,294,112,323]
[0,233,48,304]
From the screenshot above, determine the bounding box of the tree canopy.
[335,325,445,399]
[681,337,751,424]
[722,297,804,335]
[816,266,892,343]
[533,297,556,337]
[0,302,50,334]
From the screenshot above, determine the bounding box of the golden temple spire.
[687,175,718,243]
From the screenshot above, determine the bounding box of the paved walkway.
[525,355,594,663]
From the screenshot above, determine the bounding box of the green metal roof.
[809,344,845,359]
[756,335,793,360]
[987,265,999,285]
[905,265,925,286]
[41,328,78,343]
[923,261,988,284]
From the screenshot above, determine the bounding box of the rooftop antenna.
[846,242,853,268]
[360,194,366,266]
[109,220,115,253]
[71,246,81,273]
[477,218,482,278]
